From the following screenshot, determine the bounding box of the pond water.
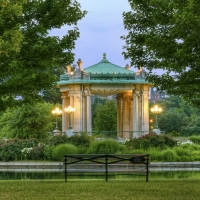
[1,171,200,180]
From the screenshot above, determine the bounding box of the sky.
[51,0,132,70]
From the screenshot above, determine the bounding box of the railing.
[48,130,165,139]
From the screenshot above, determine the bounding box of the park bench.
[63,154,150,182]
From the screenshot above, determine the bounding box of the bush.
[29,144,45,160]
[52,144,78,161]
[67,133,91,147]
[148,148,163,162]
[0,138,39,161]
[161,149,178,162]
[125,133,177,150]
[174,147,190,157]
[191,151,200,161]
[189,136,200,144]
[44,145,55,160]
[46,135,68,146]
[167,130,181,137]
[77,146,88,154]
[87,139,123,154]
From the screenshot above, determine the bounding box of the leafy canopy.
[93,99,117,132]
[0,0,87,109]
[0,0,26,56]
[122,0,200,107]
[0,102,56,139]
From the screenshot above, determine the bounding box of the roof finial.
[125,64,130,70]
[103,53,106,59]
[77,58,83,70]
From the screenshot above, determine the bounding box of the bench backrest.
[63,154,149,165]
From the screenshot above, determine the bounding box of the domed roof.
[84,53,134,75]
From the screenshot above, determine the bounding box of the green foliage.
[0,0,25,56]
[29,144,45,160]
[161,149,179,162]
[46,134,91,148]
[92,97,106,127]
[46,135,69,146]
[189,136,200,144]
[0,138,39,161]
[148,148,163,162]
[44,145,55,161]
[87,139,124,154]
[180,126,200,136]
[122,1,200,107]
[0,0,87,109]
[0,103,55,139]
[42,88,62,104]
[125,133,177,150]
[93,100,117,132]
[167,131,180,137]
[67,133,91,147]
[158,110,188,134]
[152,96,200,136]
[52,144,78,161]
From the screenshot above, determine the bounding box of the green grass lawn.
[0,179,199,200]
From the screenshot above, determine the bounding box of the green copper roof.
[84,53,134,75]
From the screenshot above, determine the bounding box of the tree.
[91,97,106,127]
[122,0,200,107]
[0,0,25,56]
[0,0,87,110]
[158,109,188,134]
[0,102,56,139]
[93,100,117,132]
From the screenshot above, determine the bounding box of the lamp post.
[150,105,162,129]
[52,108,62,134]
[149,119,154,130]
[64,106,75,129]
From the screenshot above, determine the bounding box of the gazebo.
[57,53,151,138]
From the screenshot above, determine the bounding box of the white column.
[142,85,150,134]
[117,94,122,138]
[138,88,142,137]
[123,93,130,138]
[69,92,74,130]
[82,92,86,132]
[86,94,92,133]
[132,87,140,137]
[61,92,68,133]
[140,86,144,136]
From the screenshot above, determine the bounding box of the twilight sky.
[51,0,133,70]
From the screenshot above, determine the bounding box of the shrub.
[0,138,39,161]
[52,144,78,161]
[29,144,45,160]
[189,136,200,144]
[67,133,91,147]
[125,133,177,150]
[148,148,163,162]
[191,151,200,161]
[161,149,178,162]
[87,139,123,154]
[77,146,88,154]
[44,145,55,160]
[174,147,190,157]
[167,130,180,137]
[46,135,68,146]
[180,156,193,162]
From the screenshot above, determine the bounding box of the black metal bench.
[63,154,150,182]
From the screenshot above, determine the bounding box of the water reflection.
[0,171,200,180]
